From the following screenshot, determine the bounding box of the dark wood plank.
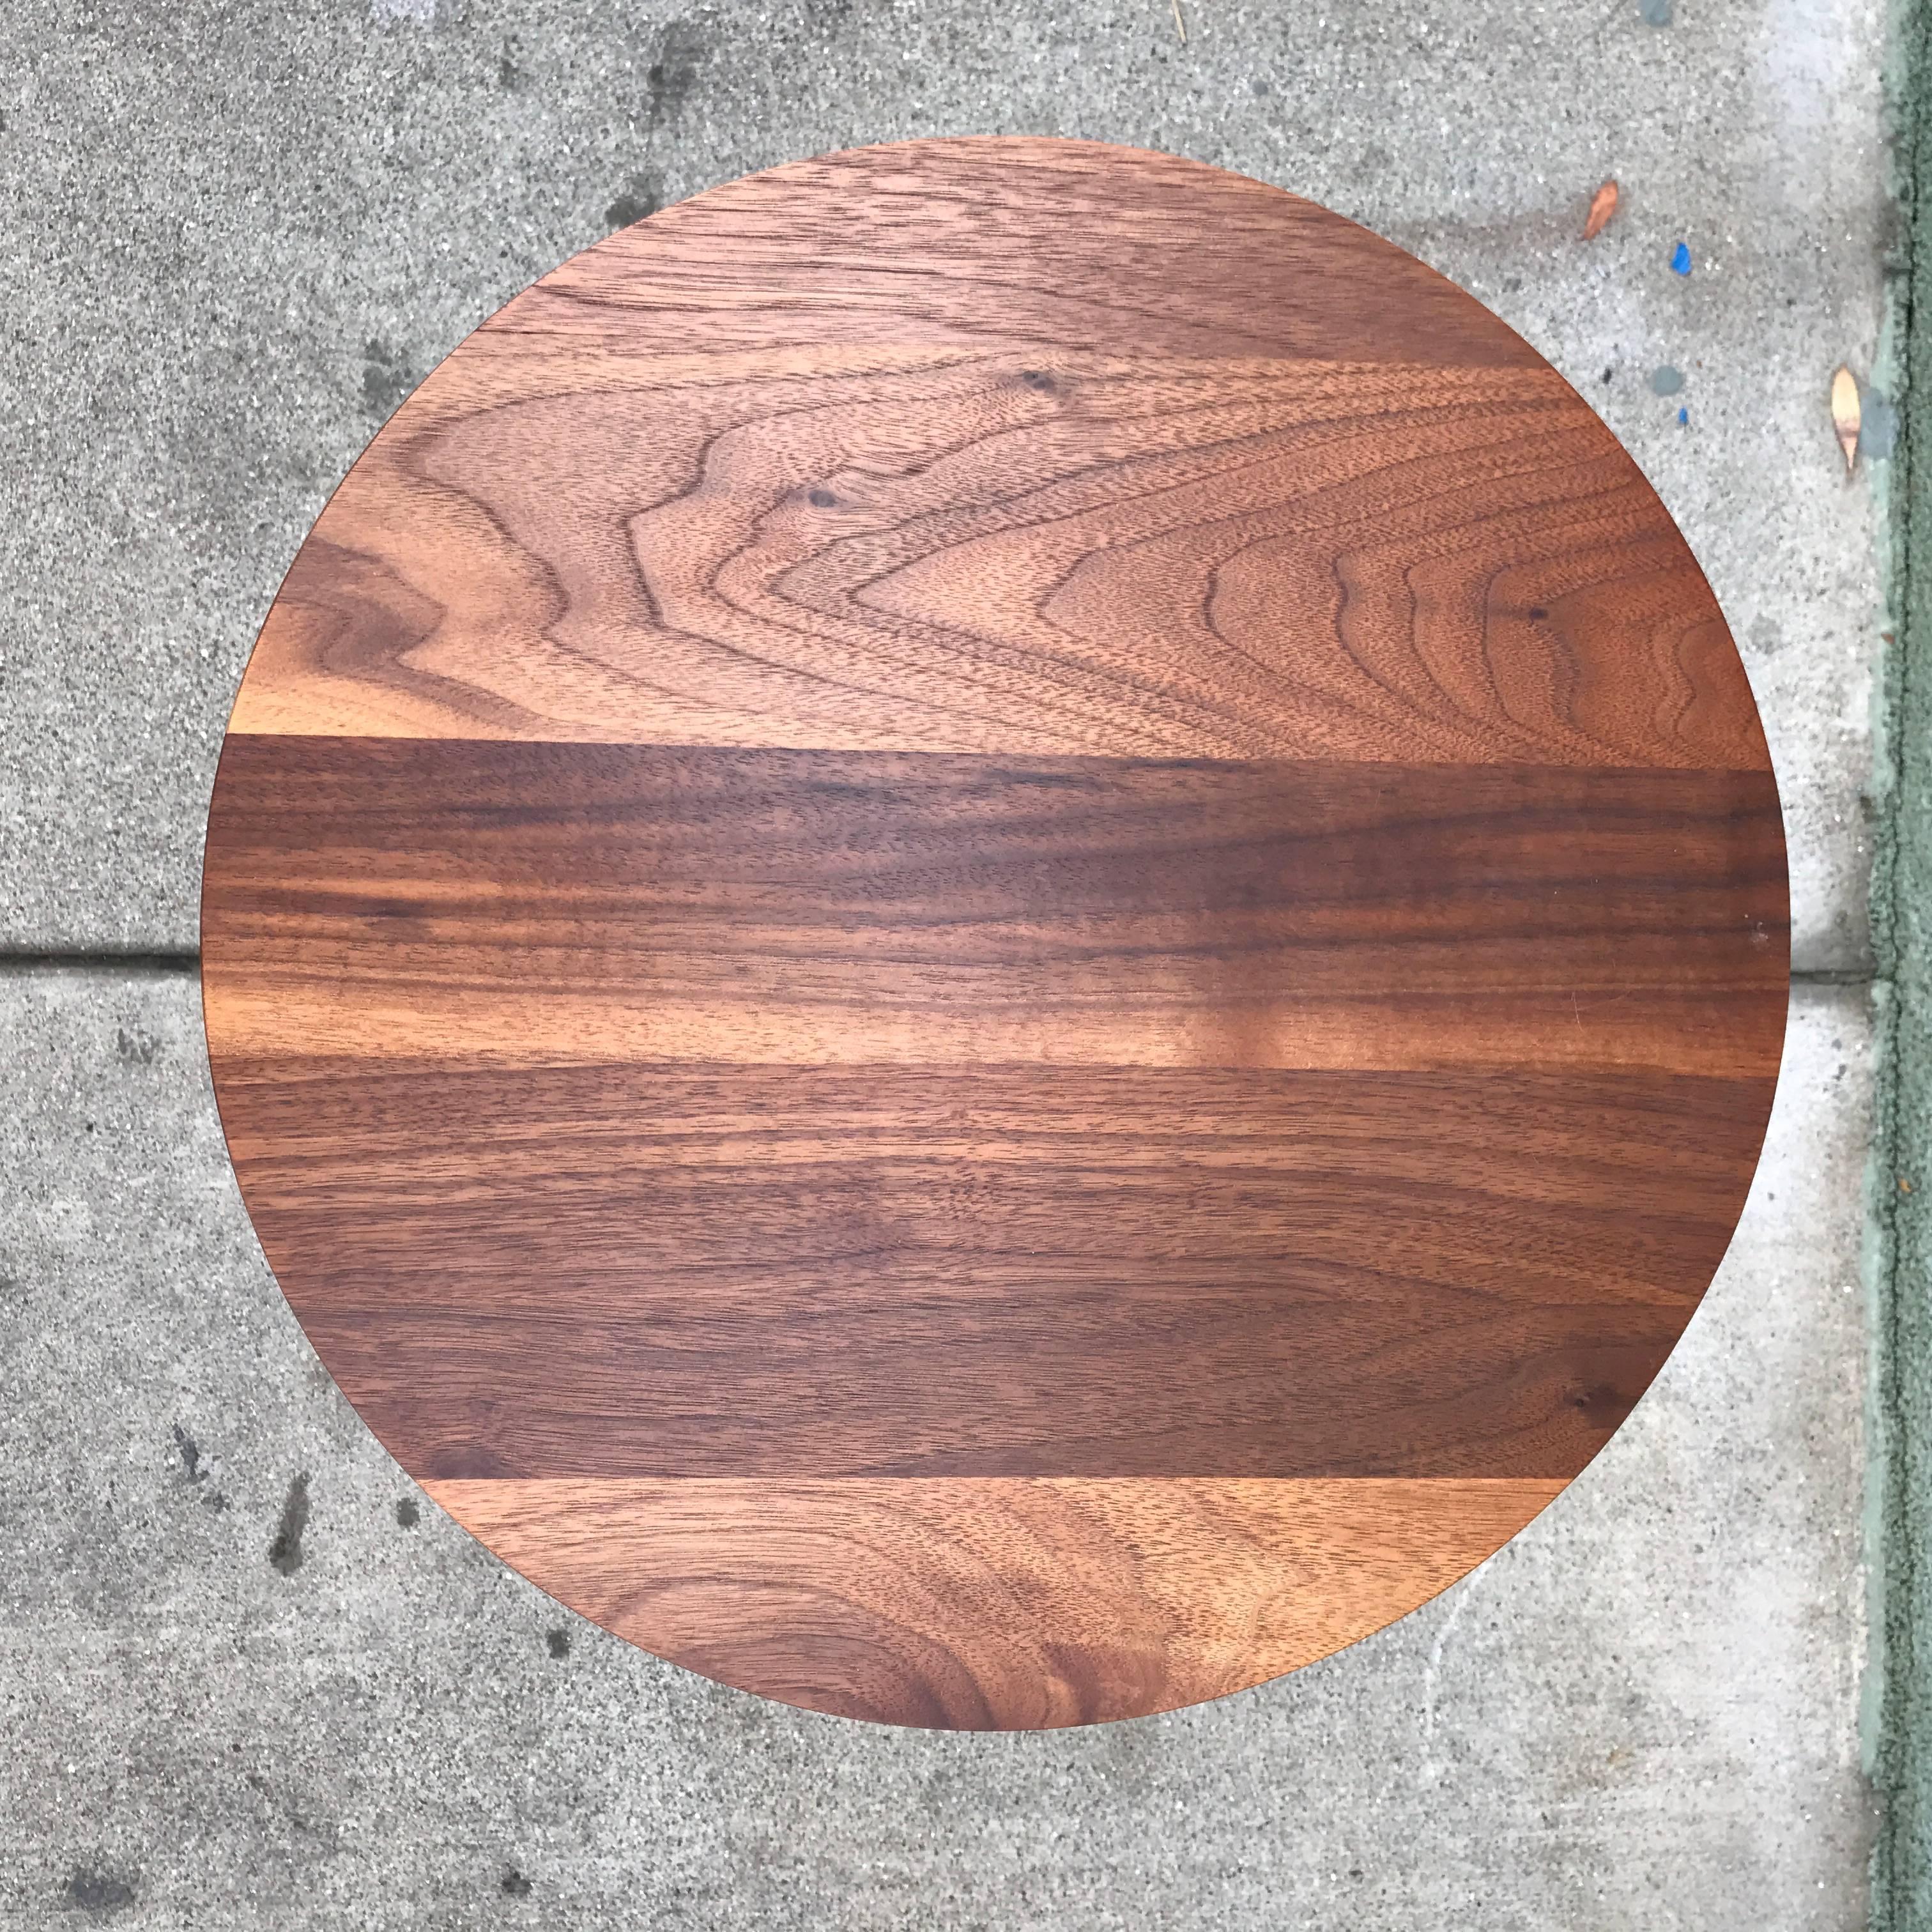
[203,737,1786,1077]
[211,1055,1772,1480]
[425,1476,1568,1728]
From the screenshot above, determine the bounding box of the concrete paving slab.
[0,0,1888,966]
[0,967,1874,1928]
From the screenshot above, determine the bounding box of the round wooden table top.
[202,137,1788,1730]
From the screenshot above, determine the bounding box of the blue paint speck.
[1671,242,1692,275]
[1678,406,1689,425]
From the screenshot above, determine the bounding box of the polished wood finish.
[201,137,1788,1728]
[210,1054,1769,1482]
[204,739,1781,1077]
[427,1478,1567,1728]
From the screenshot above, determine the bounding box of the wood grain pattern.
[201,137,1788,1727]
[211,1055,1768,1480]
[227,144,1759,771]
[425,1478,1567,1728]
[201,739,1784,1075]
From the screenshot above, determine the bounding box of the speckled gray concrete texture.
[0,970,1874,1928]
[0,0,1890,963]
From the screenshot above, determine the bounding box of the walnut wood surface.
[426,1478,1567,1728]
[201,137,1788,1728]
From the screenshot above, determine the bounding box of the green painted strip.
[1869,0,1932,1922]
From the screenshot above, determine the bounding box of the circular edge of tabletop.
[196,134,1793,1730]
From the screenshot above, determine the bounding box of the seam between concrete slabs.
[0,951,200,975]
